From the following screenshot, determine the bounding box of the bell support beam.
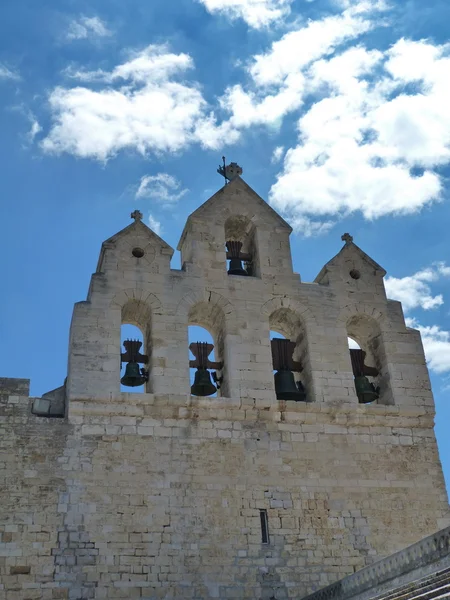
[271,339,303,372]
[189,342,223,371]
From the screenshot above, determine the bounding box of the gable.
[96,219,174,273]
[178,176,291,250]
[315,240,386,284]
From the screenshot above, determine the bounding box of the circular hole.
[350,269,361,280]
[132,247,145,258]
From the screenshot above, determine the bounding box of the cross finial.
[341,233,353,244]
[131,210,143,222]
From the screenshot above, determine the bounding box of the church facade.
[0,170,448,599]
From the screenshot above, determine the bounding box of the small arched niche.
[120,299,152,393]
[188,302,226,397]
[347,315,391,405]
[224,215,258,277]
[269,308,310,402]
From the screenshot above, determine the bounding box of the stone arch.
[215,206,265,229]
[110,289,162,393]
[261,297,315,325]
[110,289,162,314]
[340,308,392,405]
[338,304,385,328]
[177,290,235,398]
[262,298,314,402]
[176,289,235,322]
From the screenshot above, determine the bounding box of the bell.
[274,370,306,402]
[121,362,148,387]
[191,368,217,397]
[354,376,380,404]
[228,257,248,276]
[226,241,248,276]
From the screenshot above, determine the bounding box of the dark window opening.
[260,509,269,544]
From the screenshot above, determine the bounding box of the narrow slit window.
[259,509,269,544]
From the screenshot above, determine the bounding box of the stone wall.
[1,380,448,599]
[2,178,449,599]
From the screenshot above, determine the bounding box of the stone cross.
[341,233,353,244]
[131,210,143,222]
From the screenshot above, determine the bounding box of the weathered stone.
[1,176,448,599]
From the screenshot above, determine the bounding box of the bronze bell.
[354,376,380,404]
[121,362,148,388]
[191,368,217,397]
[226,241,248,276]
[274,370,306,402]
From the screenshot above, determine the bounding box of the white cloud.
[197,0,293,28]
[41,46,230,160]
[268,38,450,228]
[0,64,20,81]
[136,173,188,207]
[289,215,335,237]
[216,2,383,133]
[66,16,111,41]
[248,2,380,86]
[65,44,192,83]
[271,146,285,163]
[148,214,162,236]
[385,263,450,312]
[406,318,450,375]
[27,119,42,143]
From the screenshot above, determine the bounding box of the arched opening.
[224,215,258,277]
[120,324,147,393]
[120,299,152,393]
[188,326,219,397]
[346,315,391,405]
[188,302,226,397]
[269,309,310,402]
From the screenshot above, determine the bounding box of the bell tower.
[3,162,448,600]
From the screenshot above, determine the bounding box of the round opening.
[132,247,145,258]
[350,269,361,280]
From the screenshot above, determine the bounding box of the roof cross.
[341,233,353,245]
[131,210,143,222]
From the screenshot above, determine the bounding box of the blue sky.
[1,0,450,487]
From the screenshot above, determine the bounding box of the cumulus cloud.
[385,263,450,312]
[406,318,450,375]
[197,0,293,28]
[268,38,450,233]
[248,2,379,86]
[0,64,20,81]
[216,1,382,135]
[148,214,163,236]
[136,173,188,207]
[41,45,231,160]
[66,16,111,41]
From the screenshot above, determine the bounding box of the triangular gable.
[97,219,174,272]
[177,176,292,250]
[315,240,386,283]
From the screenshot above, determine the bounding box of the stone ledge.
[67,394,435,420]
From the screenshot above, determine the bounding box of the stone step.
[366,567,450,600]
